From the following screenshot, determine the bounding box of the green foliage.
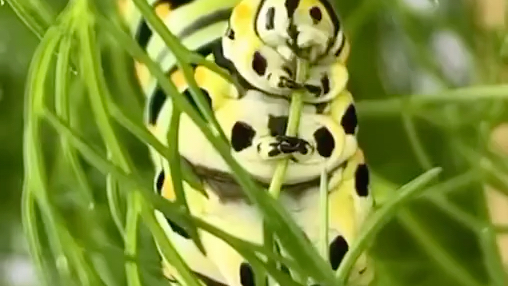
[2,0,508,285]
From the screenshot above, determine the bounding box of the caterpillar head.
[220,0,350,98]
[255,0,349,64]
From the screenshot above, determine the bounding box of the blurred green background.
[2,0,508,286]
[0,3,39,286]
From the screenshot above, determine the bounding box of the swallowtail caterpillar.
[118,0,374,285]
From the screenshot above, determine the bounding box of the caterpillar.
[118,0,374,285]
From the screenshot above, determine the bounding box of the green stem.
[125,192,142,286]
[108,103,203,191]
[401,110,433,170]
[424,194,484,233]
[166,106,204,252]
[268,59,307,197]
[476,171,508,286]
[5,0,53,39]
[479,227,508,286]
[106,174,126,235]
[357,84,508,117]
[167,107,187,209]
[54,33,96,208]
[139,198,202,286]
[76,10,133,173]
[21,189,52,286]
[24,22,102,286]
[266,90,304,197]
[23,25,65,286]
[265,60,307,285]
[42,108,191,230]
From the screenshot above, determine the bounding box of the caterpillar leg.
[255,135,314,161]
[199,200,266,286]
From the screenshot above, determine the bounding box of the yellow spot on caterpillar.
[134,61,151,87]
[147,124,158,135]
[162,173,176,201]
[342,149,365,180]
[194,66,208,86]
[232,2,252,25]
[155,1,171,20]
[117,0,128,18]
[330,90,353,120]
[170,70,189,92]
[194,65,234,110]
